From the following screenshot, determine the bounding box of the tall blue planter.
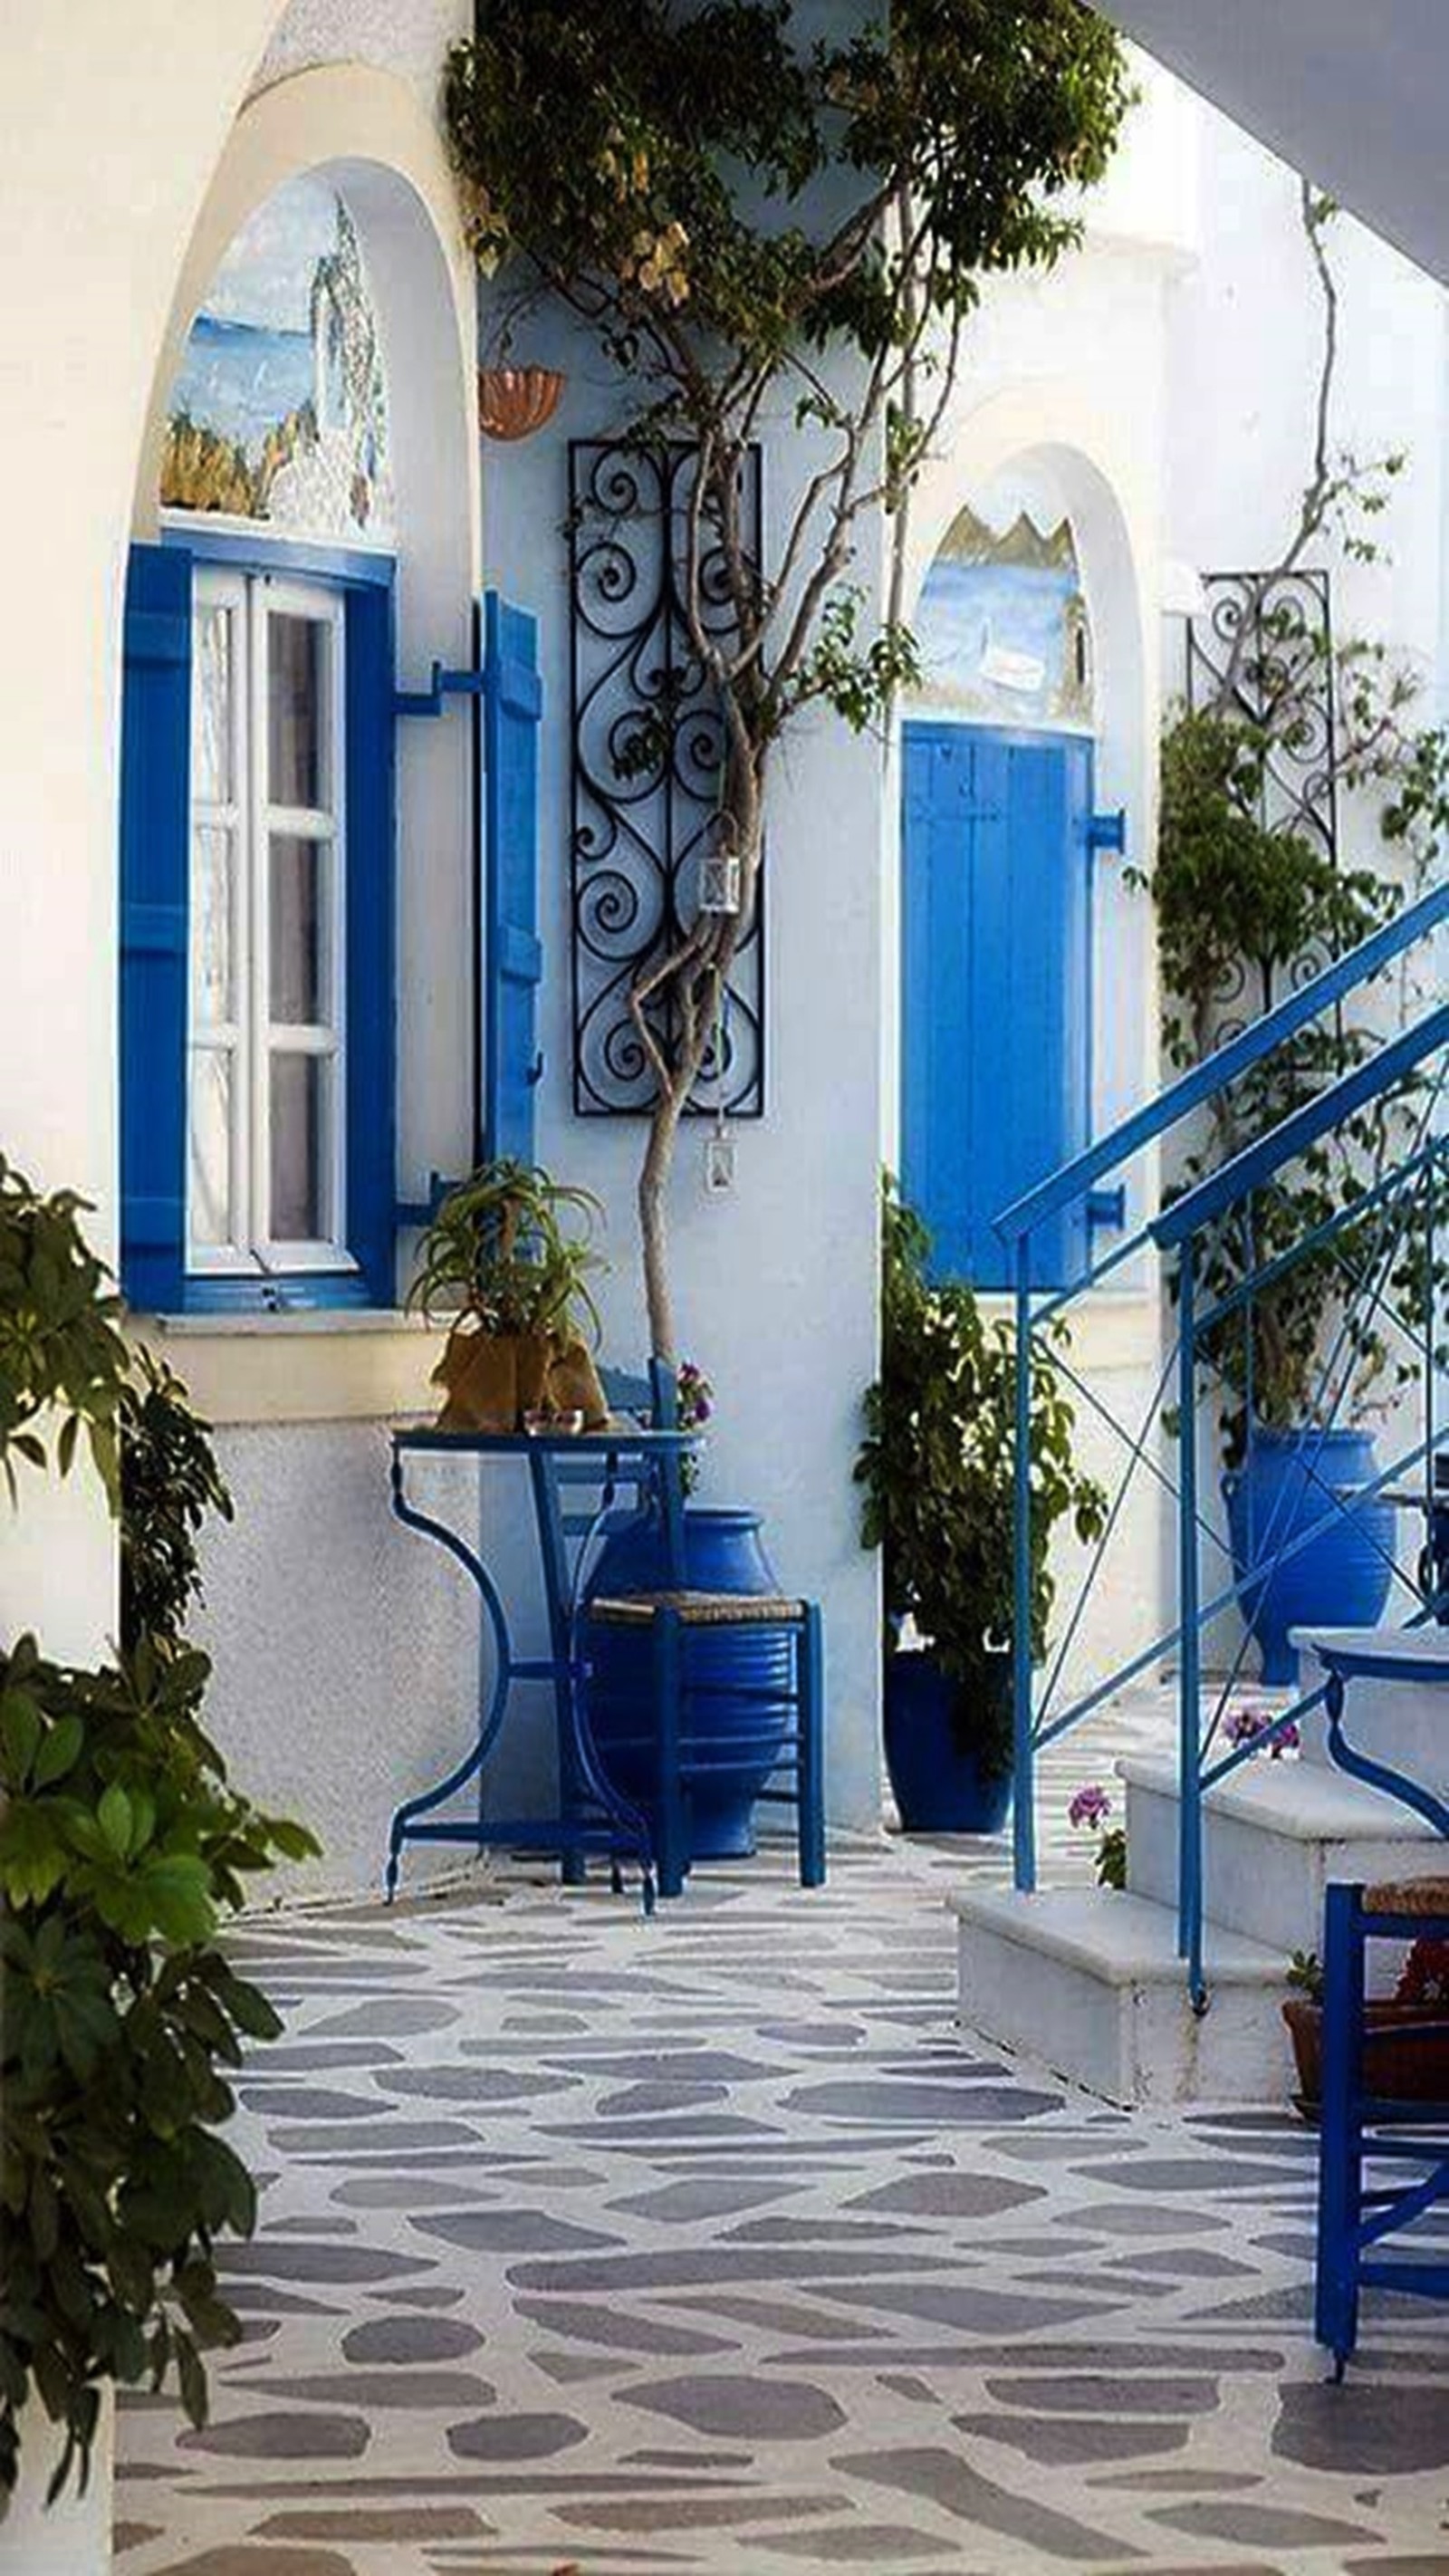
[1224,1426,1396,1687]
[583,1507,792,1860]
[883,1648,1014,1833]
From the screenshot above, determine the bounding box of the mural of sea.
[173,314,314,455]
[161,176,393,540]
[913,505,1093,730]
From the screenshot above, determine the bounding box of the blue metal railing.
[996,879,1449,1998]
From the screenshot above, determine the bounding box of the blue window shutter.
[345,582,398,1302]
[901,724,1093,1292]
[120,543,191,1312]
[482,591,543,1164]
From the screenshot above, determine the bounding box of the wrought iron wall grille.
[569,438,764,1119]
[1185,567,1338,876]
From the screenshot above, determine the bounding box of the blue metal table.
[386,1422,696,1909]
[1301,1626,1449,1838]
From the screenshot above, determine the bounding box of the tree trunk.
[631,737,765,1364]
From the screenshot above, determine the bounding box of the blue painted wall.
[901,723,1093,1290]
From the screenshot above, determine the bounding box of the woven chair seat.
[587,1589,805,1629]
[1365,1875,1449,1917]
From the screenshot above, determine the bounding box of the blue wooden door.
[901,723,1092,1290]
[482,591,543,1165]
[119,543,192,1312]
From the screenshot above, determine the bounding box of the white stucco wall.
[482,297,887,1832]
[0,4,286,1660]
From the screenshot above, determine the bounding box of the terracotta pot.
[477,366,565,440]
[430,1324,608,1433]
[1283,1994,1449,2119]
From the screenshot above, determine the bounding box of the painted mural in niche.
[910,503,1093,730]
[163,177,393,543]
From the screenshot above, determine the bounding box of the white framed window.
[188,567,350,1275]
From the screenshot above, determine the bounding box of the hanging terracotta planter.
[477,366,565,440]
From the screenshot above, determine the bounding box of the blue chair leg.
[1317,1881,1363,2378]
[797,1605,826,1889]
[653,1606,688,1901]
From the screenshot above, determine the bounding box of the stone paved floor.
[117,1719,1449,2576]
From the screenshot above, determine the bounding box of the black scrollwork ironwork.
[1185,568,1338,876]
[570,439,764,1118]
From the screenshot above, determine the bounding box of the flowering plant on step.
[1067,1783,1126,1890]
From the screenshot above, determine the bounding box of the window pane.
[269,833,327,1024]
[196,604,234,803]
[268,612,330,810]
[188,1050,234,1248]
[192,825,234,1024]
[270,1053,326,1241]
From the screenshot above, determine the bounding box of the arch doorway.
[900,463,1121,1290]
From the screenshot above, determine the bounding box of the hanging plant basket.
[477,366,565,440]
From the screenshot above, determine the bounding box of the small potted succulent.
[408,1158,609,1433]
[856,1178,1106,1833]
[1283,1938,1449,2116]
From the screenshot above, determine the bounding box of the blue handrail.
[1154,1002,1449,1248]
[994,879,1449,1247]
[999,870,1448,1989]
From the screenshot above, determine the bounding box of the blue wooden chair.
[1315,1875,1449,2376]
[579,1360,827,1901]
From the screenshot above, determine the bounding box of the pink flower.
[1068,1783,1112,1831]
[1227,1708,1300,1757]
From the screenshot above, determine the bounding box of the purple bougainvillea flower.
[1068,1783,1112,1831]
[1268,1718,1300,1759]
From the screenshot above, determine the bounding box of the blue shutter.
[120,543,191,1312]
[345,582,398,1302]
[482,591,543,1165]
[901,723,1093,1292]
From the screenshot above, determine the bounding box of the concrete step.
[1122,1749,1439,1958]
[951,1884,1290,2106]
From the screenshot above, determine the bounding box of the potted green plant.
[407,1158,609,1433]
[855,1178,1105,1832]
[0,1165,313,2564]
[1282,1939,1449,2118]
[1148,704,1432,1681]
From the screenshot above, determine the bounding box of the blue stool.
[584,1589,826,1899]
[1316,1875,1449,2376]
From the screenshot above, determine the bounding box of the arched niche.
[887,399,1156,1186]
[132,63,482,1230]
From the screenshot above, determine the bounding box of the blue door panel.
[901,722,1092,1292]
[120,543,192,1312]
[483,591,543,1166]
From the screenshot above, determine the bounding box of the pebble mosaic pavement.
[117,1699,1449,2576]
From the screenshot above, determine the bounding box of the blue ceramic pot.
[883,1648,1013,1833]
[1224,1426,1396,1687]
[583,1507,792,1859]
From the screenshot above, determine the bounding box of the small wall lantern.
[477,366,565,440]
[699,849,743,916]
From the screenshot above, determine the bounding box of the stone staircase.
[951,1635,1445,2106]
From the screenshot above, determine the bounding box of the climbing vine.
[445,0,1130,1356]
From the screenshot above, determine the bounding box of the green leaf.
[98,1783,133,1859]
[0,1688,41,1788]
[0,1801,67,1906]
[32,1713,84,1788]
[139,1853,216,1946]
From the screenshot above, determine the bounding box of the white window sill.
[152,1307,437,1341]
[133,1309,446,1427]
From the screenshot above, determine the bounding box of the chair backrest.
[560,1358,686,1581]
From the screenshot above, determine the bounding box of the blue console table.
[386,1422,696,1909]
